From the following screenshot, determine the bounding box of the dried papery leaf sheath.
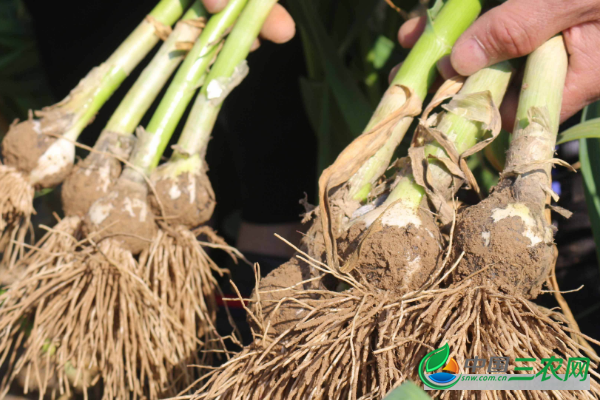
[379,61,513,223]
[318,86,422,269]
[349,0,484,203]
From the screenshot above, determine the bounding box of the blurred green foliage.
[557,116,600,144]
[0,0,53,135]
[542,100,600,271]
[287,0,426,174]
[580,102,600,271]
[287,0,502,197]
[383,381,433,399]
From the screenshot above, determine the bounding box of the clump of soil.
[36,161,73,189]
[452,182,555,298]
[2,115,77,189]
[2,121,55,173]
[2,111,71,172]
[338,205,443,293]
[62,155,122,217]
[301,213,327,260]
[83,178,157,254]
[300,185,361,262]
[149,171,215,229]
[249,258,320,338]
[62,133,135,217]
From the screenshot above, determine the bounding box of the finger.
[429,74,445,94]
[499,80,520,133]
[436,56,457,80]
[202,0,228,13]
[560,22,600,122]
[496,64,524,133]
[250,38,261,52]
[260,4,296,44]
[451,0,598,76]
[398,16,426,49]
[388,63,401,84]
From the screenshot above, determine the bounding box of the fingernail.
[436,56,457,80]
[451,37,488,76]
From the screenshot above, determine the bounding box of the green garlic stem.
[504,35,568,205]
[513,36,567,135]
[173,94,219,161]
[425,61,513,188]
[103,1,208,137]
[173,0,278,160]
[348,116,413,200]
[392,0,483,101]
[386,61,513,211]
[350,0,483,201]
[134,0,248,174]
[61,0,191,141]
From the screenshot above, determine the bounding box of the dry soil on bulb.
[84,177,157,254]
[338,205,443,294]
[452,181,555,298]
[2,112,73,187]
[149,170,216,228]
[61,133,136,217]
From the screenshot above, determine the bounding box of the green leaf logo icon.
[425,343,450,372]
[418,343,459,390]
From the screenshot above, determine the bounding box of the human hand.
[397,0,600,129]
[202,0,295,48]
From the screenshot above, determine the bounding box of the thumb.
[451,0,590,76]
[203,0,228,13]
[560,22,600,122]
